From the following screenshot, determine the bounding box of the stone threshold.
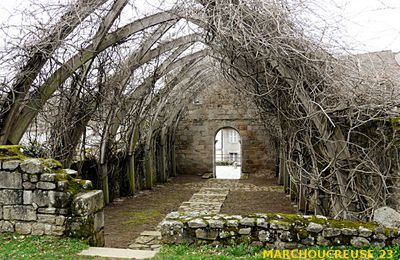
[79,247,157,259]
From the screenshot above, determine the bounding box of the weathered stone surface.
[20,159,44,174]
[23,190,32,204]
[188,219,207,228]
[358,227,372,237]
[0,207,2,219]
[279,231,293,242]
[208,219,224,228]
[351,237,370,247]
[31,223,45,235]
[256,218,269,229]
[36,181,56,190]
[2,160,20,170]
[22,182,36,189]
[306,222,323,233]
[38,207,68,215]
[341,228,358,236]
[94,211,104,232]
[165,212,180,220]
[55,216,66,226]
[238,228,251,235]
[270,220,290,230]
[32,190,51,207]
[240,217,255,226]
[0,190,22,204]
[196,229,219,240]
[40,173,56,182]
[72,190,104,216]
[225,219,238,227]
[0,171,22,189]
[15,222,32,234]
[373,207,400,228]
[322,228,341,237]
[3,205,36,221]
[0,221,14,232]
[50,191,71,208]
[38,214,56,224]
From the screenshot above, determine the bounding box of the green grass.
[120,209,161,224]
[154,244,265,259]
[155,244,400,260]
[0,233,91,259]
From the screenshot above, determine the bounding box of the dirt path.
[104,175,204,248]
[104,170,296,248]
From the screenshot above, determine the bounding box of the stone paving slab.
[79,247,157,259]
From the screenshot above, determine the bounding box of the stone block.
[165,211,180,220]
[350,237,370,247]
[373,207,400,228]
[55,216,66,226]
[256,218,269,229]
[23,191,32,204]
[219,230,236,238]
[0,207,2,219]
[40,173,56,182]
[51,225,65,236]
[258,230,272,242]
[38,207,69,215]
[94,211,104,232]
[0,171,22,189]
[3,205,36,221]
[72,190,104,216]
[37,214,56,224]
[0,190,22,205]
[196,229,219,240]
[341,228,358,236]
[306,222,323,233]
[322,228,341,237]
[65,169,78,178]
[20,159,44,174]
[226,219,239,227]
[36,181,56,190]
[2,160,20,171]
[188,219,207,228]
[15,222,32,235]
[238,228,251,235]
[23,182,36,190]
[33,190,52,207]
[31,223,45,235]
[208,219,224,228]
[240,217,255,226]
[0,220,14,232]
[358,227,372,237]
[50,191,71,208]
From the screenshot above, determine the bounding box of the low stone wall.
[161,212,400,248]
[0,146,104,246]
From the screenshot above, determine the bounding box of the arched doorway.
[214,127,241,179]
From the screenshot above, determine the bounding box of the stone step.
[140,230,161,237]
[79,247,158,259]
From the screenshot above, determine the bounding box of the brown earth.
[104,174,204,248]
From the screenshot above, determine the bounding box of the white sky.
[0,0,399,53]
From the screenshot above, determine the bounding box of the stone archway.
[214,127,242,179]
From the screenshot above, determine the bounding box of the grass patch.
[155,244,264,260]
[155,244,400,260]
[120,209,161,224]
[0,233,91,259]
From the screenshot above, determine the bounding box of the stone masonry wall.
[161,212,400,248]
[175,83,276,176]
[0,146,104,246]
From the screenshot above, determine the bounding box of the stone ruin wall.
[161,212,400,248]
[175,83,276,176]
[0,146,104,246]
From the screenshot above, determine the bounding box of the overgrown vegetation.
[0,233,90,259]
